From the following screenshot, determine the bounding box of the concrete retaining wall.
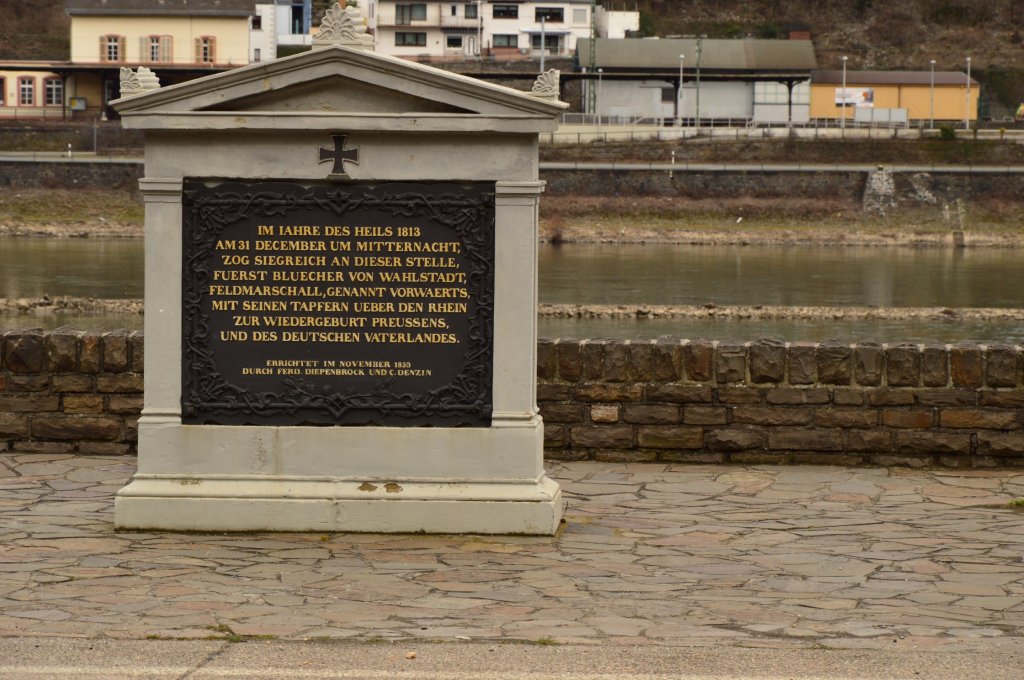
[2,331,1022,466]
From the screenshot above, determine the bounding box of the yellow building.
[0,1,255,120]
[810,70,980,124]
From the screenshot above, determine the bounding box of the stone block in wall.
[748,339,786,383]
[130,331,144,373]
[31,416,121,441]
[63,395,104,414]
[3,330,44,373]
[537,383,571,402]
[867,388,915,406]
[921,345,949,387]
[107,395,144,415]
[646,384,712,403]
[733,406,811,426]
[623,403,680,425]
[683,340,714,382]
[627,341,655,382]
[0,394,60,412]
[766,388,830,405]
[870,453,932,468]
[0,413,29,437]
[96,373,144,393]
[662,451,725,464]
[51,374,94,393]
[557,339,582,383]
[7,375,49,392]
[536,339,556,380]
[768,429,843,451]
[12,441,76,454]
[589,404,620,423]
[916,389,977,407]
[854,343,883,386]
[939,409,1019,430]
[793,453,864,465]
[80,333,102,374]
[77,442,132,455]
[846,430,892,453]
[637,426,703,449]
[47,328,79,372]
[543,424,566,448]
[833,388,865,406]
[705,428,763,451]
[570,425,634,448]
[125,416,139,443]
[603,342,629,383]
[651,337,682,381]
[575,384,643,402]
[788,343,817,385]
[683,405,728,425]
[539,402,585,423]
[595,449,658,463]
[716,345,746,384]
[976,433,1024,457]
[882,409,935,429]
[581,340,605,381]
[103,330,130,373]
[985,345,1020,388]
[731,452,789,464]
[980,390,1024,408]
[895,431,971,455]
[814,408,877,429]
[716,387,762,404]
[817,342,852,385]
[885,344,921,387]
[951,345,984,388]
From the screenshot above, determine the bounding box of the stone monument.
[111,41,567,533]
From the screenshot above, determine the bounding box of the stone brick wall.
[538,339,1024,467]
[1,330,143,455]
[4,331,1023,466]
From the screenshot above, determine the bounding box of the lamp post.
[695,36,703,131]
[539,17,546,72]
[964,56,972,130]
[929,59,935,130]
[840,55,848,130]
[597,68,603,132]
[477,0,482,62]
[677,54,684,127]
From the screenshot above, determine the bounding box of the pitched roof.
[66,0,255,17]
[812,70,978,86]
[577,38,817,72]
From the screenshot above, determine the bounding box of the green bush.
[938,124,958,141]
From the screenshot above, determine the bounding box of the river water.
[2,237,1022,343]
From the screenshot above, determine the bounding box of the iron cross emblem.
[318,134,359,178]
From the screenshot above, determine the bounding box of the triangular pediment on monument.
[113,45,566,133]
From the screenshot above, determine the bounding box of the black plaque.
[181,180,495,427]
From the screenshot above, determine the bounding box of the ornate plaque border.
[180,180,495,427]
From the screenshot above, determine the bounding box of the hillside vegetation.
[4,0,1024,112]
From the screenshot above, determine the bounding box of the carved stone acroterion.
[529,69,561,102]
[313,2,375,51]
[119,66,161,97]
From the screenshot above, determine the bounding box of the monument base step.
[114,475,563,535]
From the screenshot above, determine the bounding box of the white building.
[359,1,634,61]
[250,3,278,62]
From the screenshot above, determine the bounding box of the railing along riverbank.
[2,330,1022,467]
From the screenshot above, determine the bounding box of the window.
[395,32,427,46]
[493,4,518,18]
[446,35,463,48]
[535,7,563,22]
[572,8,587,24]
[195,36,216,63]
[0,77,5,106]
[18,77,34,106]
[396,3,427,23]
[464,3,477,18]
[451,4,457,16]
[44,77,63,106]
[661,87,674,103]
[492,34,517,47]
[530,34,559,49]
[252,15,262,30]
[101,35,125,62]
[253,48,262,61]
[143,35,172,63]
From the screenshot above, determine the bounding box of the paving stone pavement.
[0,453,1022,651]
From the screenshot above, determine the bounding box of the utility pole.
[586,0,597,114]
